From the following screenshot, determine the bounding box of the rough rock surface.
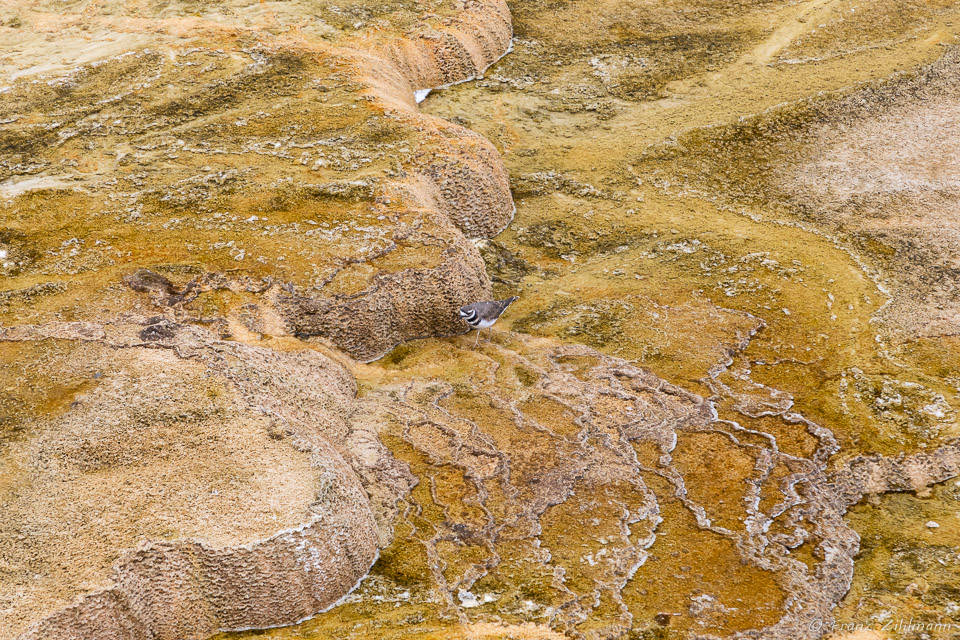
[0,0,514,362]
[272,333,904,640]
[829,439,960,507]
[0,317,411,640]
[0,0,516,637]
[637,47,960,341]
[367,335,863,640]
[4,1,960,639]
[259,0,960,637]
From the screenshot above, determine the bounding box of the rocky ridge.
[3,1,960,640]
[0,0,513,637]
[0,0,514,362]
[0,317,402,640]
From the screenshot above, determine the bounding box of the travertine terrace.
[2,1,960,640]
[1,318,384,640]
[1,0,512,636]
[0,0,514,361]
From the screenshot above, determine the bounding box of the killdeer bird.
[459,296,519,347]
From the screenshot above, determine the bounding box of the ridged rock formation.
[5,1,960,639]
[0,1,512,636]
[829,439,960,507]
[373,0,513,91]
[343,334,866,640]
[0,317,413,640]
[0,0,513,362]
[274,0,958,636]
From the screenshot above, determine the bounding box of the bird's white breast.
[473,318,496,329]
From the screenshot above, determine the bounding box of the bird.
[459,296,519,347]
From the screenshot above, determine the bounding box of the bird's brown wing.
[495,296,519,317]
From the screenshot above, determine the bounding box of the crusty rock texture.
[0,0,513,636]
[8,315,923,640]
[0,317,412,640]
[5,1,960,639]
[0,0,514,362]
[345,334,867,640]
[829,439,960,507]
[373,0,513,91]
[282,0,959,636]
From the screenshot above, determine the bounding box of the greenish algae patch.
[833,480,960,638]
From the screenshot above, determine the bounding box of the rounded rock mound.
[0,319,381,640]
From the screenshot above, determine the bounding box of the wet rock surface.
[0,0,513,362]
[3,1,960,639]
[302,334,862,640]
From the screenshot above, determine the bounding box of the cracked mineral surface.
[2,1,960,640]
